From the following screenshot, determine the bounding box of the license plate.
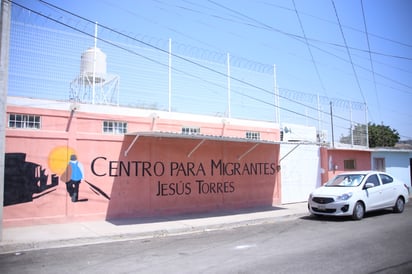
[317,204,326,211]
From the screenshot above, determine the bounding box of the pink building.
[320,147,372,184]
[4,97,282,227]
[4,96,378,228]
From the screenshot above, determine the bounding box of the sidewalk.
[0,202,308,254]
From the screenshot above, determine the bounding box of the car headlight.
[336,192,353,201]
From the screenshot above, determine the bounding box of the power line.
[7,1,320,123]
[331,1,367,105]
[260,0,412,51]
[292,0,329,100]
[17,1,404,141]
[199,0,412,61]
[16,1,339,121]
[361,0,381,123]
[203,0,410,120]
[110,0,412,96]
[10,0,373,130]
[215,0,412,93]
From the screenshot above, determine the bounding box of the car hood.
[311,186,358,197]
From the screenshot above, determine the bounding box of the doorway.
[374,157,385,172]
[410,158,412,186]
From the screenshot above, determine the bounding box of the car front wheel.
[352,201,364,220]
[393,197,405,213]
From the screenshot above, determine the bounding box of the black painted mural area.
[4,153,58,206]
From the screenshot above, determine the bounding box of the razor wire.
[8,3,368,147]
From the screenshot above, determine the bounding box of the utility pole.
[365,103,369,148]
[0,0,11,241]
[330,101,335,148]
[273,64,280,124]
[168,38,172,112]
[226,53,231,119]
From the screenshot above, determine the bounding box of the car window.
[379,174,393,185]
[365,174,380,187]
[326,174,365,187]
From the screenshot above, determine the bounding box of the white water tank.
[80,47,107,83]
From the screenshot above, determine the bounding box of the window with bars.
[246,131,260,140]
[182,127,200,135]
[344,159,356,170]
[103,121,127,134]
[8,113,41,129]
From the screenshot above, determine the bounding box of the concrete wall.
[320,148,372,183]
[4,98,281,227]
[280,144,321,203]
[106,136,280,219]
[372,150,412,187]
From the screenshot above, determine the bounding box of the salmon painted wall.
[319,147,329,184]
[106,136,280,219]
[4,101,280,227]
[321,148,371,183]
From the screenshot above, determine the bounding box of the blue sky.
[11,0,412,140]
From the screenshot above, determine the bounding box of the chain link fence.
[9,3,368,147]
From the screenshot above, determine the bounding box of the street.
[1,204,412,274]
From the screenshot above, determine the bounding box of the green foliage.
[339,123,400,147]
[368,123,400,148]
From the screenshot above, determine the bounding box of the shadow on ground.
[301,208,398,222]
[107,205,288,226]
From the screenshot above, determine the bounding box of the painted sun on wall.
[48,146,77,175]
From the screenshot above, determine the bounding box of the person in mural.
[61,154,84,202]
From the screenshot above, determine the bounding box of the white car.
[308,171,410,220]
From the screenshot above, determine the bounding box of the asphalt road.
[1,204,412,274]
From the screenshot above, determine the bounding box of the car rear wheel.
[393,197,405,213]
[352,202,364,220]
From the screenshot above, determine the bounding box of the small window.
[182,127,200,135]
[246,131,260,140]
[103,121,127,134]
[379,174,393,185]
[8,113,41,129]
[343,159,356,170]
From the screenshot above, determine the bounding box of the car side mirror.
[364,182,374,189]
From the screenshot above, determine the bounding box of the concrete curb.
[0,206,308,254]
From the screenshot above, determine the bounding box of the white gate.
[280,144,321,204]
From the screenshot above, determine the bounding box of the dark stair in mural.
[4,153,59,206]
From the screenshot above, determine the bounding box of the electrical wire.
[292,0,329,101]
[16,0,350,123]
[331,1,368,106]
[361,0,381,123]
[260,0,412,55]
[10,0,392,136]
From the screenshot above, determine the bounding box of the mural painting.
[105,137,281,219]
[3,146,111,207]
[3,138,280,225]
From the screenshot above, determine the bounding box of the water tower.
[80,47,107,84]
[70,46,119,105]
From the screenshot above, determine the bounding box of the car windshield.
[325,174,365,187]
